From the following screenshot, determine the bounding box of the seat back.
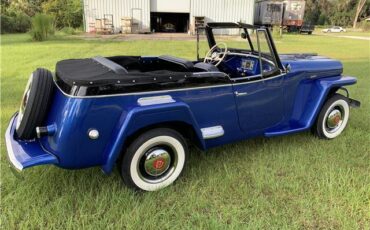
[158,55,194,70]
[194,62,219,72]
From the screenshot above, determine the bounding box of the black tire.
[120,128,188,191]
[312,94,350,139]
[16,68,54,140]
[308,31,312,35]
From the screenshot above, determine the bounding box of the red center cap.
[153,158,165,169]
[334,116,340,124]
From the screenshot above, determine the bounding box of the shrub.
[317,14,328,26]
[0,12,31,34]
[30,14,54,41]
[1,15,14,34]
[359,20,370,31]
[14,13,32,33]
[59,27,77,35]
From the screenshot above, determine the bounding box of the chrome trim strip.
[201,126,224,139]
[5,139,24,171]
[192,71,226,76]
[53,72,285,99]
[5,115,23,171]
[53,77,232,99]
[231,73,285,85]
[138,95,175,106]
[231,74,262,81]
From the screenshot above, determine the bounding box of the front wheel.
[120,128,187,191]
[313,94,350,139]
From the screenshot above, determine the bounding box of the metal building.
[83,0,255,34]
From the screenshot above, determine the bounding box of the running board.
[264,125,309,137]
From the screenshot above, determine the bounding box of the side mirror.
[241,33,247,39]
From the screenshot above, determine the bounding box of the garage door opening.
[150,12,189,33]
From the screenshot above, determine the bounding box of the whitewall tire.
[120,128,187,191]
[313,94,350,139]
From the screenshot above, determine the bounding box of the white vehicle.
[322,26,346,33]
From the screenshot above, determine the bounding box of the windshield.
[210,27,277,63]
[211,28,253,51]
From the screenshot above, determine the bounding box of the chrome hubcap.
[326,108,343,133]
[144,148,171,177]
[16,76,33,130]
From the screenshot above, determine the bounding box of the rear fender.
[101,102,204,174]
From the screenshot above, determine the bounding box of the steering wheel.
[204,42,228,67]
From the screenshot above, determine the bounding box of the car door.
[233,29,285,134]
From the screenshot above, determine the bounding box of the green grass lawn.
[1,33,369,229]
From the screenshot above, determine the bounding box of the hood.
[279,53,343,78]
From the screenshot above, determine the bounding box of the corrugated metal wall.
[150,0,190,13]
[83,0,254,34]
[190,0,255,34]
[83,0,150,32]
[190,0,254,24]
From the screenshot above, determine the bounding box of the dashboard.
[238,58,258,75]
[220,53,275,79]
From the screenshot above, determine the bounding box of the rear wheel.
[313,94,350,139]
[120,128,187,191]
[16,68,54,140]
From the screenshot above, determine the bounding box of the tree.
[353,0,367,28]
[42,0,82,28]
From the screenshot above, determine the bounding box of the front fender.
[267,75,357,137]
[304,75,357,128]
[101,102,204,174]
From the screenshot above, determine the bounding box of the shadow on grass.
[1,33,187,47]
[3,131,313,200]
[1,34,120,46]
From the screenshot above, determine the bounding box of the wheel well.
[328,87,339,98]
[328,87,348,99]
[311,87,345,129]
[118,121,201,162]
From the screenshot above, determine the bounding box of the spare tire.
[16,68,54,140]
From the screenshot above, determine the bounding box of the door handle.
[234,91,248,97]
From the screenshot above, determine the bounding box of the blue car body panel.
[36,83,242,173]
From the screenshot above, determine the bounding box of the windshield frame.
[203,22,284,72]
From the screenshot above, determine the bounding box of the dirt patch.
[318,33,370,41]
[74,32,205,41]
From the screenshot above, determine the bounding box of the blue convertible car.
[6,23,360,191]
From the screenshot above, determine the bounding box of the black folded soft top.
[55,57,189,87]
